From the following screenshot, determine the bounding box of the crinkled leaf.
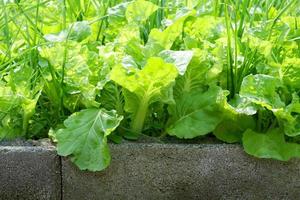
[159,50,193,75]
[0,86,20,112]
[240,74,285,110]
[243,129,300,161]
[281,57,300,90]
[110,57,178,134]
[126,0,158,23]
[274,94,300,137]
[110,57,178,108]
[55,108,123,171]
[144,11,195,57]
[40,42,100,110]
[183,16,224,46]
[173,49,214,97]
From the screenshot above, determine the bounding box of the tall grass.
[0,0,299,117]
[212,0,298,97]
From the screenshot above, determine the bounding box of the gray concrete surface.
[1,142,299,200]
[0,145,61,200]
[62,143,300,200]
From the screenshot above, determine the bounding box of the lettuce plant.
[1,0,300,171]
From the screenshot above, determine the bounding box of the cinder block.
[62,143,300,200]
[0,146,61,200]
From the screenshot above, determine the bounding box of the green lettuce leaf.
[126,0,158,23]
[281,57,300,91]
[40,42,101,111]
[214,115,255,143]
[158,50,193,75]
[55,108,123,171]
[144,11,195,57]
[243,129,300,161]
[110,57,178,135]
[167,86,225,139]
[173,48,215,97]
[240,74,285,110]
[44,21,92,42]
[0,64,42,139]
[274,93,300,137]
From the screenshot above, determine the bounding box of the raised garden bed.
[1,1,300,199]
[1,141,300,200]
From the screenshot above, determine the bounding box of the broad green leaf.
[40,42,100,110]
[240,74,285,110]
[159,50,193,75]
[55,108,123,171]
[110,57,178,134]
[242,34,273,58]
[274,94,300,137]
[281,57,300,91]
[68,21,92,42]
[229,95,258,115]
[167,86,225,139]
[126,0,158,23]
[44,21,92,42]
[0,86,20,112]
[214,115,255,143]
[173,48,214,97]
[183,16,224,45]
[243,129,300,161]
[99,82,125,116]
[144,11,195,57]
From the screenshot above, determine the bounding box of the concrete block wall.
[1,143,300,200]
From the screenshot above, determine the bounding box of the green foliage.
[55,108,123,171]
[110,57,178,136]
[1,0,300,171]
[243,129,300,161]
[167,86,225,139]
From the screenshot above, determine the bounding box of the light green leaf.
[110,57,178,134]
[167,86,225,139]
[144,11,195,57]
[281,57,300,90]
[68,21,92,42]
[243,129,300,161]
[274,93,300,137]
[214,115,255,143]
[240,74,285,110]
[56,108,123,171]
[0,86,20,112]
[173,48,214,97]
[159,50,193,75]
[183,15,224,45]
[40,42,100,110]
[126,0,158,23]
[44,21,92,42]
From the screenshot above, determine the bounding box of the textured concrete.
[0,145,61,200]
[62,143,300,200]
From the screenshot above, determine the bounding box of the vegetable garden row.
[0,0,300,171]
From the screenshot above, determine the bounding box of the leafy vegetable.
[55,108,123,171]
[110,57,178,136]
[1,0,300,171]
[126,0,158,23]
[167,86,225,139]
[243,129,300,161]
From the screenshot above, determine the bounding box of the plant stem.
[131,98,149,135]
